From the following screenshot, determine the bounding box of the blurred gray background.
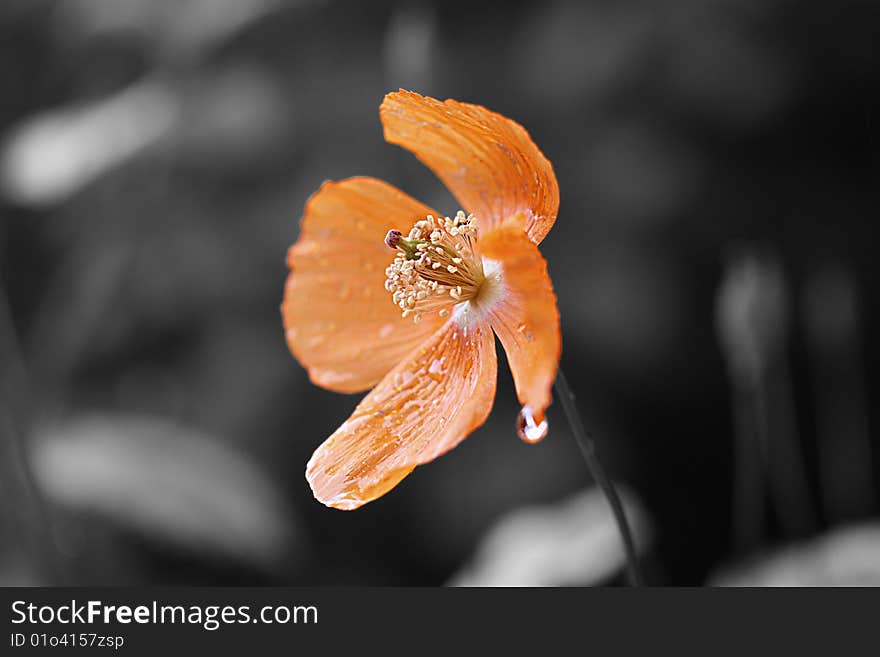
[1,0,879,586]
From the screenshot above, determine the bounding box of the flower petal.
[306,320,497,510]
[283,177,446,393]
[479,224,561,421]
[380,90,559,244]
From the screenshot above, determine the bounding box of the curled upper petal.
[478,224,561,422]
[306,320,497,510]
[282,177,445,393]
[380,90,559,244]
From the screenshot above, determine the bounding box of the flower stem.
[554,369,643,586]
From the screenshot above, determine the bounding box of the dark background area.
[0,0,878,586]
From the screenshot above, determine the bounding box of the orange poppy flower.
[282,90,561,510]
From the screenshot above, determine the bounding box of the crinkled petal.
[479,224,561,421]
[282,177,445,393]
[381,90,559,244]
[306,319,497,510]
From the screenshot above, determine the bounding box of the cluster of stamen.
[384,211,482,322]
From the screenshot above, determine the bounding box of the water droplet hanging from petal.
[516,405,548,443]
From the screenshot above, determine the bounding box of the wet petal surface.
[381,90,559,244]
[479,224,561,421]
[283,177,445,392]
[306,319,497,510]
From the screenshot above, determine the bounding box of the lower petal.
[478,225,561,423]
[306,319,497,510]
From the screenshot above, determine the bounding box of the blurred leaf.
[53,0,302,62]
[449,487,650,587]
[716,249,789,386]
[711,524,880,586]
[0,79,179,207]
[29,413,298,569]
[383,4,438,92]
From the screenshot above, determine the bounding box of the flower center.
[384,211,484,323]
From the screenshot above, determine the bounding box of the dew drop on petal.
[516,322,534,342]
[516,406,548,443]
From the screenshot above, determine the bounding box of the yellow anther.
[384,211,482,322]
